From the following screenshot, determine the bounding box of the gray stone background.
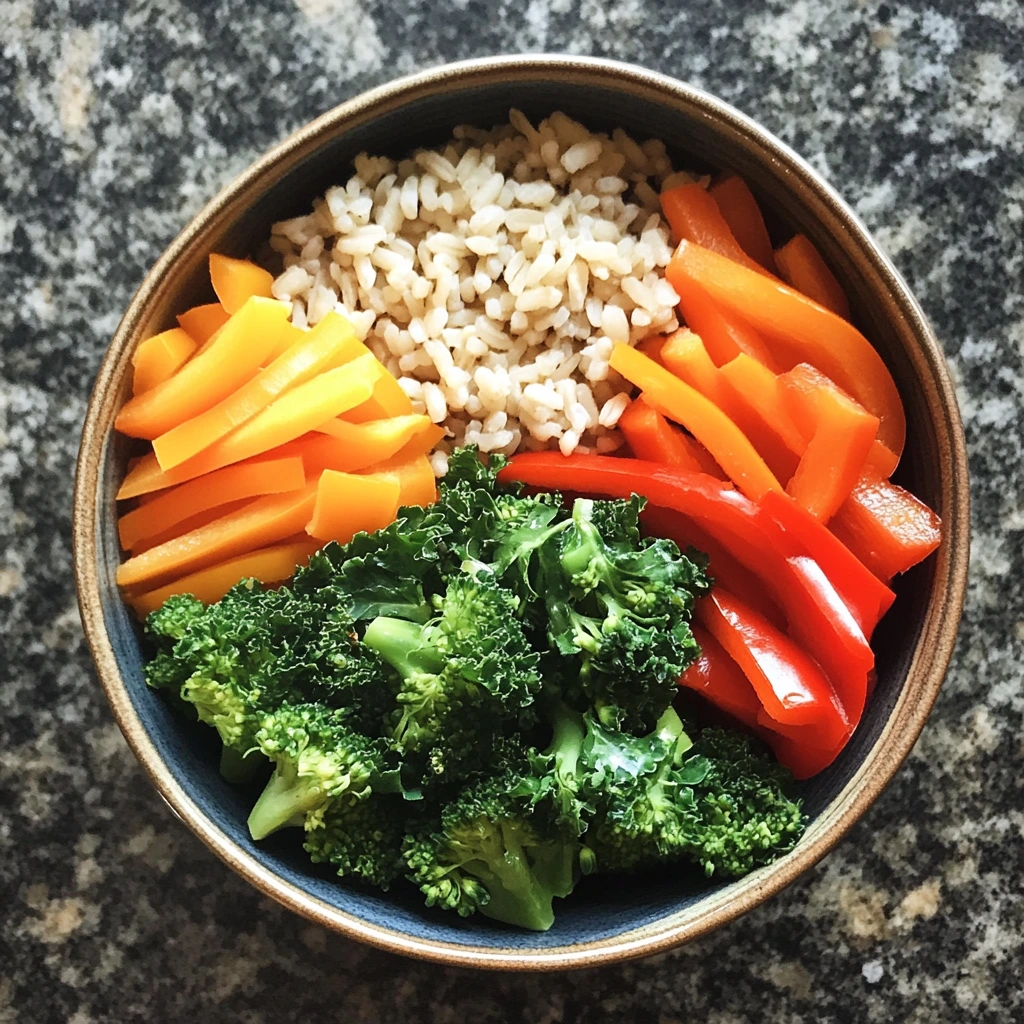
[2,1,1022,1021]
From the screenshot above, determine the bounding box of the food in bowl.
[109,109,942,931]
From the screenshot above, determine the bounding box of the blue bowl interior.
[97,76,938,951]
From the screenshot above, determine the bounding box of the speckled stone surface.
[2,1,1022,1020]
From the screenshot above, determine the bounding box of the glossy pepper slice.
[697,589,851,748]
[667,239,906,456]
[774,234,850,320]
[679,623,763,729]
[618,397,710,473]
[708,174,778,273]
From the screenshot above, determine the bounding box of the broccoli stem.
[362,616,443,679]
[247,763,315,840]
[559,499,609,579]
[549,704,585,786]
[472,822,557,932]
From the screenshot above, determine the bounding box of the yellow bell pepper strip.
[208,253,275,315]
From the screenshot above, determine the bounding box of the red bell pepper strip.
[679,624,763,729]
[763,729,847,780]
[697,590,851,748]
[829,477,942,581]
[641,505,787,631]
[757,488,895,638]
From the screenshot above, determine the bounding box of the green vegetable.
[141,445,802,930]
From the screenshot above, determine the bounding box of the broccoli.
[403,744,580,931]
[363,575,542,785]
[541,496,710,731]
[247,703,392,840]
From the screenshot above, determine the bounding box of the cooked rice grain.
[269,110,694,468]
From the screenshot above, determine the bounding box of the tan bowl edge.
[73,54,971,971]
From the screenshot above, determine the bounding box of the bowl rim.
[73,53,970,971]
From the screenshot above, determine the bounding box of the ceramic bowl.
[73,55,969,970]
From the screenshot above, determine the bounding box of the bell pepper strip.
[117,456,306,552]
[208,253,275,315]
[666,239,906,456]
[697,590,851,746]
[127,538,319,619]
[115,297,293,440]
[177,302,229,345]
[774,234,851,320]
[829,478,942,581]
[719,353,806,453]
[660,184,769,277]
[660,330,800,484]
[153,311,366,471]
[609,343,782,501]
[129,498,254,556]
[131,328,197,396]
[306,470,401,544]
[679,624,764,729]
[619,398,709,472]
[116,482,319,591]
[781,365,880,522]
[708,174,777,273]
[761,729,847,781]
[863,442,899,480]
[360,451,438,507]
[641,505,786,630]
[674,277,781,370]
[502,452,874,729]
[342,370,415,423]
[756,488,895,638]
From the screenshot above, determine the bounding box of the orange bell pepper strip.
[127,538,319,618]
[342,370,414,423]
[117,456,306,552]
[177,302,229,345]
[129,498,254,556]
[829,478,941,581]
[667,239,906,456]
[360,451,438,507]
[660,184,769,277]
[779,364,880,521]
[697,589,851,747]
[618,398,709,473]
[774,234,851,320]
[131,328,197,396]
[679,623,764,730]
[152,312,365,471]
[115,297,293,440]
[708,174,777,273]
[660,330,800,484]
[116,482,318,591]
[609,343,781,502]
[208,253,275,315]
[306,470,401,544]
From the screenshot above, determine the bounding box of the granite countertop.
[2,1,1022,1020]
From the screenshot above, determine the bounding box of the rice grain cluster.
[269,110,693,473]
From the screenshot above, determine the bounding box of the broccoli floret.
[363,575,542,785]
[247,703,391,840]
[542,497,709,731]
[683,728,805,878]
[403,746,580,931]
[304,795,407,890]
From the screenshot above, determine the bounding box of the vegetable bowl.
[73,55,969,969]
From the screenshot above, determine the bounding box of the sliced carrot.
[131,329,197,396]
[774,234,851,320]
[674,277,780,370]
[829,479,941,580]
[618,397,707,472]
[117,354,382,497]
[116,483,318,591]
[660,329,799,483]
[115,297,292,440]
[209,253,275,315]
[609,343,781,502]
[781,365,880,522]
[341,370,415,423]
[306,470,401,544]
[667,240,905,456]
[660,184,768,277]
[709,174,776,272]
[117,456,305,551]
[177,302,229,345]
[362,452,438,507]
[127,539,319,618]
[152,311,365,470]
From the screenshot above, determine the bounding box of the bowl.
[73,54,969,970]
